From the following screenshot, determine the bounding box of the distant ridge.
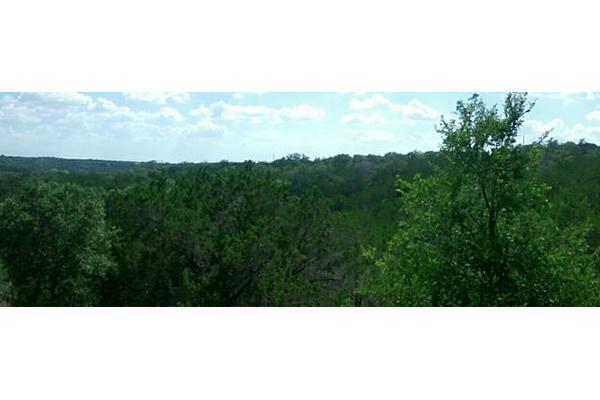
[0,155,167,174]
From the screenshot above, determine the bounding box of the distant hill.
[0,155,167,174]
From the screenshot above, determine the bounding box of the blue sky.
[1,92,600,162]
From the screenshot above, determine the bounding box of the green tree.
[364,93,600,306]
[105,164,340,306]
[0,181,115,306]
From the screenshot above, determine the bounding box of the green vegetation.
[363,94,599,306]
[2,93,600,306]
[0,181,115,305]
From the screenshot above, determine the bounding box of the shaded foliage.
[0,181,115,305]
[104,164,341,306]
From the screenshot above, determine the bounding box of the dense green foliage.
[0,181,115,305]
[2,93,600,306]
[103,165,340,306]
[363,94,599,306]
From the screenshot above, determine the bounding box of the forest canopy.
[1,93,600,306]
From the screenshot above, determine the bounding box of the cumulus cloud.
[525,118,600,143]
[157,107,184,122]
[123,92,190,105]
[339,94,442,150]
[531,93,577,105]
[0,93,100,125]
[531,92,600,105]
[0,93,330,153]
[0,93,229,142]
[278,104,326,121]
[341,112,386,124]
[349,94,440,120]
[567,124,600,137]
[29,92,95,108]
[0,95,43,124]
[208,101,325,123]
[188,101,326,134]
[525,118,566,135]
[188,105,225,133]
[349,94,390,111]
[586,110,600,121]
[189,105,212,118]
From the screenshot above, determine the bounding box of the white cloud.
[123,92,190,105]
[340,95,442,150]
[188,105,226,133]
[525,118,600,143]
[392,100,440,120]
[349,94,390,111]
[186,106,224,133]
[93,97,136,119]
[349,94,440,120]
[0,93,228,142]
[211,102,273,122]
[341,112,386,124]
[567,123,600,137]
[30,92,95,108]
[525,118,566,135]
[209,101,325,123]
[531,93,577,105]
[0,93,98,124]
[531,92,600,105]
[158,107,184,122]
[2,93,323,144]
[278,104,325,121]
[0,95,42,123]
[189,105,212,118]
[165,120,225,136]
[586,110,600,121]
[90,98,185,123]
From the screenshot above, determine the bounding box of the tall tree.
[364,93,600,306]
